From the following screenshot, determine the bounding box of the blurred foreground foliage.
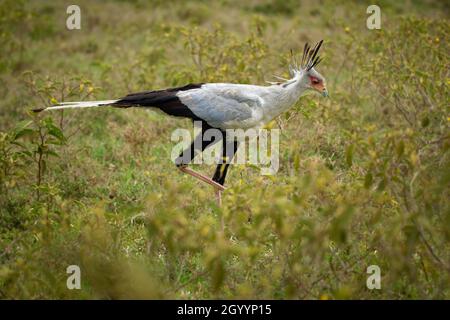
[0,1,449,299]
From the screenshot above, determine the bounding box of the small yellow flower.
[344,27,350,33]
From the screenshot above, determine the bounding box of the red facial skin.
[309,76,327,93]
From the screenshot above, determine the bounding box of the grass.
[0,0,449,299]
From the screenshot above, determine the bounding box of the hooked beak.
[312,82,328,98]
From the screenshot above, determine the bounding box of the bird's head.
[289,40,328,97]
[305,66,327,97]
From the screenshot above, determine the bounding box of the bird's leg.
[176,122,225,192]
[178,165,226,191]
[212,138,239,185]
[211,163,228,207]
[211,138,240,207]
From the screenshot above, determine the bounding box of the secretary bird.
[33,40,327,205]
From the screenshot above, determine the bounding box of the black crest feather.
[301,40,324,70]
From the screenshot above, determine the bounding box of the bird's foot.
[178,165,226,191]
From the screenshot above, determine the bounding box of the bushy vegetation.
[0,0,449,299]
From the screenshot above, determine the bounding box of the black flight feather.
[112,83,204,120]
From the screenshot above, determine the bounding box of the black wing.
[112,83,204,120]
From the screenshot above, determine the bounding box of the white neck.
[263,71,309,121]
[283,70,309,100]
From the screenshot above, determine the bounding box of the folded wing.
[176,84,264,128]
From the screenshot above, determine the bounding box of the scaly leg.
[178,165,226,191]
[211,138,240,207]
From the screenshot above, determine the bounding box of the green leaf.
[293,154,300,172]
[421,116,430,127]
[46,125,65,143]
[396,140,405,158]
[11,141,28,149]
[13,121,33,140]
[17,150,32,158]
[46,150,59,157]
[345,144,354,167]
[14,128,34,140]
[364,172,373,188]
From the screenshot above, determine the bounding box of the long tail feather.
[32,100,118,113]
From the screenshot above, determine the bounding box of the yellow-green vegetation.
[0,0,449,299]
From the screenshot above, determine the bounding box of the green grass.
[0,0,449,299]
